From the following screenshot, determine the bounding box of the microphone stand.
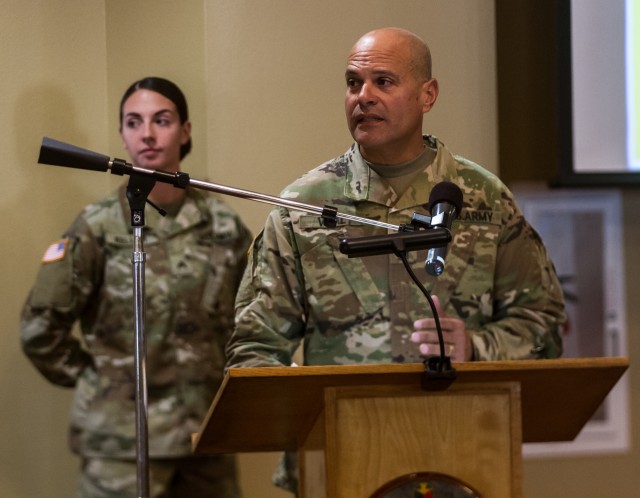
[37,137,457,493]
[397,252,457,391]
[124,174,167,498]
[340,223,457,390]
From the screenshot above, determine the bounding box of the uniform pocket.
[300,232,385,333]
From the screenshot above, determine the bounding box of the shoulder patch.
[41,238,69,264]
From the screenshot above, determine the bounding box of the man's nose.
[358,82,377,107]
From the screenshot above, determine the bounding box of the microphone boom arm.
[110,157,453,254]
[39,136,402,232]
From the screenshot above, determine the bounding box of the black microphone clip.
[421,354,457,391]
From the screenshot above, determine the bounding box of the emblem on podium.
[370,472,481,498]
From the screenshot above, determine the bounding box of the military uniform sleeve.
[210,215,254,353]
[20,215,100,386]
[226,207,307,368]
[470,197,565,360]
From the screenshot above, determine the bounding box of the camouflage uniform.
[227,135,564,370]
[227,136,565,493]
[21,185,252,496]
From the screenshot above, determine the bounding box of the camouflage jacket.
[21,185,252,458]
[227,136,564,369]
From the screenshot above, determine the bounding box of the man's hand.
[411,295,473,361]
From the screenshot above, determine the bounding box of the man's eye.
[125,120,139,128]
[346,79,360,87]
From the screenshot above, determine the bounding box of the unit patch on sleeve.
[42,238,69,264]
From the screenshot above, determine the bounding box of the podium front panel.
[300,382,522,498]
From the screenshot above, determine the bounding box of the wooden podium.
[193,358,628,498]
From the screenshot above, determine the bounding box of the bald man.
[226,28,565,492]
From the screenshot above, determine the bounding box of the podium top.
[193,357,628,454]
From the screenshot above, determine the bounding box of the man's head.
[344,27,438,165]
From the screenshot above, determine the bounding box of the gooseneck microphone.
[425,182,463,276]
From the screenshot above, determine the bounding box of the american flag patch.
[42,238,69,263]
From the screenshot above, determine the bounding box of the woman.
[21,77,251,497]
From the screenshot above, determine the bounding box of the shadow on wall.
[0,83,95,498]
[9,83,95,220]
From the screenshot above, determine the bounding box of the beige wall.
[0,1,108,497]
[0,1,637,497]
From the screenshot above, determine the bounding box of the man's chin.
[352,130,385,149]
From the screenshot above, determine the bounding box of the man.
[226,25,564,493]
[227,26,564,366]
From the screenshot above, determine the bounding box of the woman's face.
[120,89,191,171]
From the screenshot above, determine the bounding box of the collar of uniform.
[345,135,454,211]
[344,143,395,204]
[392,136,448,213]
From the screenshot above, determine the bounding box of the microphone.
[425,182,463,276]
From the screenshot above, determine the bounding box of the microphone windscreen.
[428,181,463,214]
[38,137,110,172]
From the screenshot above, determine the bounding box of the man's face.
[344,32,437,165]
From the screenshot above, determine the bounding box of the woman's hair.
[119,76,192,160]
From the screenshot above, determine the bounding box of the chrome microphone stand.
[125,174,160,498]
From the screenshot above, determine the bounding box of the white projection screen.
[557,0,640,185]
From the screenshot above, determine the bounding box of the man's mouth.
[357,114,384,124]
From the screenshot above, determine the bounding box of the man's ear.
[422,78,439,113]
